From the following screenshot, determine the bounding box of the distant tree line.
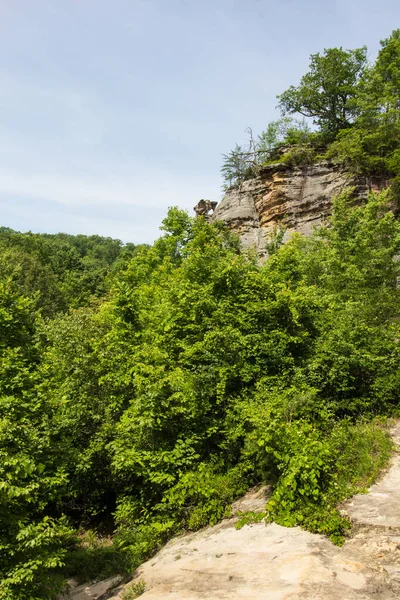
[0,227,136,316]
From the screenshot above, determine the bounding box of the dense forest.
[1,30,400,600]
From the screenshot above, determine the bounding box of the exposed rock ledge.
[212,162,370,258]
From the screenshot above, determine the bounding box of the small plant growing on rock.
[121,578,146,599]
[235,511,267,529]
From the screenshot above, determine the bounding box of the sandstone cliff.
[212,161,370,257]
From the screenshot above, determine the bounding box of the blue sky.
[1,0,399,244]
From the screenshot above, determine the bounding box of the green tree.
[220,143,250,189]
[38,307,119,523]
[0,227,128,312]
[103,210,319,533]
[0,248,66,317]
[278,46,367,139]
[0,280,71,600]
[327,30,400,192]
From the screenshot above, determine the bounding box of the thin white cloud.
[0,168,219,210]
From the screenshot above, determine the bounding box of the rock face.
[59,576,123,600]
[212,161,368,257]
[193,199,218,218]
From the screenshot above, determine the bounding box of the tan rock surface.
[212,162,369,257]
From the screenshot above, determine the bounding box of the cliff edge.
[212,161,371,257]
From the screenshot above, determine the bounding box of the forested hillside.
[0,228,136,315]
[1,29,400,600]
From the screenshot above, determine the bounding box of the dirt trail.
[67,423,400,600]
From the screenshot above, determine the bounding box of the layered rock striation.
[212,161,370,257]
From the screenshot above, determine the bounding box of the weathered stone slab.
[60,576,122,600]
[212,162,370,257]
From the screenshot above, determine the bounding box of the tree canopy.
[278,46,367,138]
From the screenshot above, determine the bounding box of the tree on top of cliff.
[326,30,400,194]
[220,143,250,190]
[277,46,367,140]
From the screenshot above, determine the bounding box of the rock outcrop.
[193,199,218,218]
[212,161,370,257]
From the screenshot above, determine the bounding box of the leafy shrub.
[263,419,392,543]
[235,511,267,529]
[156,463,252,530]
[279,145,316,167]
[62,531,132,584]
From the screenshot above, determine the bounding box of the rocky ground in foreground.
[65,424,400,600]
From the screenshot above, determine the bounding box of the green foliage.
[0,280,72,600]
[121,579,146,600]
[154,463,251,531]
[278,145,316,167]
[101,193,398,552]
[257,118,312,156]
[278,46,367,139]
[61,531,131,584]
[265,227,286,255]
[326,30,400,189]
[0,227,131,314]
[235,510,267,529]
[221,143,252,190]
[221,119,313,189]
[37,306,120,522]
[0,248,66,317]
[264,419,392,544]
[1,193,399,593]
